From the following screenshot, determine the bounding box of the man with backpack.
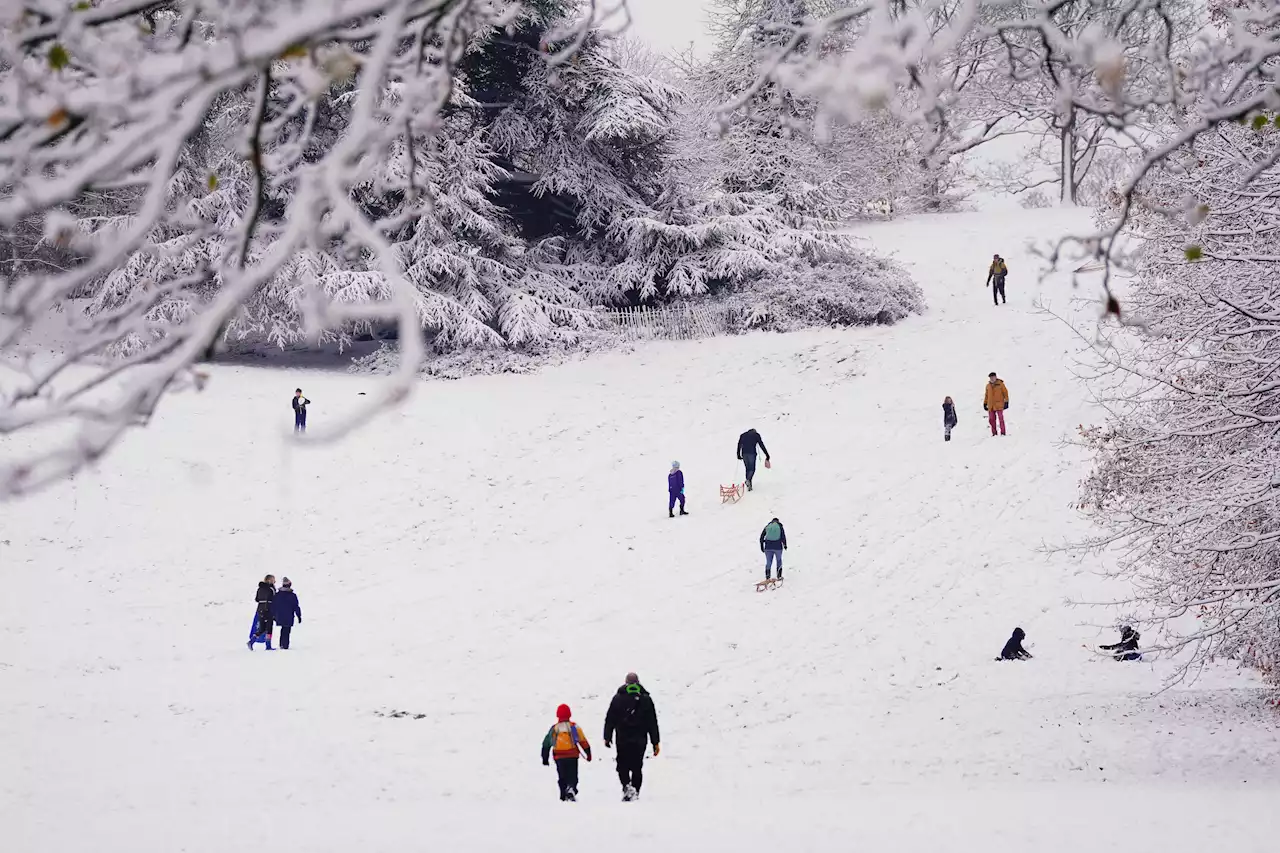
[603,672,661,802]
[986,254,1008,306]
[759,517,788,580]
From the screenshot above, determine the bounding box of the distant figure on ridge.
[759,517,788,581]
[271,577,302,650]
[668,461,688,518]
[1100,625,1142,661]
[983,372,1009,437]
[943,396,958,442]
[604,672,660,802]
[736,428,770,492]
[986,253,1008,306]
[292,388,310,432]
[248,574,276,650]
[996,627,1032,661]
[541,703,592,802]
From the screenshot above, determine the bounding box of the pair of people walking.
[247,574,303,650]
[939,374,1009,441]
[542,672,661,802]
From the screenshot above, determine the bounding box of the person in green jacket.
[760,517,787,580]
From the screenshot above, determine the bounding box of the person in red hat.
[541,703,592,801]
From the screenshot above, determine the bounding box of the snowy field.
[4,209,1279,852]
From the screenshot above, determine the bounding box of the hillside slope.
[3,209,1278,852]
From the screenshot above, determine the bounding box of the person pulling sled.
[248,574,276,650]
[737,429,770,492]
[760,517,787,581]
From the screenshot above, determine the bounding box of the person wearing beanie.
[983,372,1009,437]
[668,461,688,518]
[603,672,661,802]
[541,703,592,801]
[248,575,276,650]
[292,388,310,433]
[271,578,303,650]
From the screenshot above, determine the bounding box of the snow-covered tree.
[1076,110,1280,684]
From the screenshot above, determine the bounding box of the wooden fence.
[599,303,727,342]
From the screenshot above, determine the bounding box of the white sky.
[624,0,716,56]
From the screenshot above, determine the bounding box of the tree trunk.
[1059,108,1077,206]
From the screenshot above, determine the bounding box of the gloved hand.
[542,759,549,766]
[604,740,612,749]
[585,755,593,762]
[1004,404,1009,410]
[653,744,661,757]
[983,405,988,411]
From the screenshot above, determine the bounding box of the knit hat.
[281,577,292,588]
[671,461,680,469]
[556,704,571,722]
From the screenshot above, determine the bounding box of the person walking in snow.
[1099,625,1142,661]
[996,627,1032,661]
[668,461,688,518]
[248,574,276,650]
[542,703,592,802]
[603,672,661,802]
[736,428,770,492]
[760,517,787,580]
[986,254,1008,306]
[271,577,302,650]
[292,388,310,432]
[943,396,958,442]
[983,372,1009,437]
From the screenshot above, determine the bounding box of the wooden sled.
[720,483,744,503]
[755,577,784,592]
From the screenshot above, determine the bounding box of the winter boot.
[746,480,753,492]
[669,510,675,518]
[247,640,254,650]
[945,434,951,442]
[679,509,689,516]
[623,785,637,802]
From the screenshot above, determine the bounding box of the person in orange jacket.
[983,372,1009,436]
[541,703,592,801]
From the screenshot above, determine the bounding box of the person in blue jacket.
[271,577,303,650]
[668,461,688,518]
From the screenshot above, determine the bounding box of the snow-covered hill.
[3,209,1278,852]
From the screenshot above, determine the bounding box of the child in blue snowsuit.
[668,461,688,518]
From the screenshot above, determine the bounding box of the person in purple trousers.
[668,461,688,518]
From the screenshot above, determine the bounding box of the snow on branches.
[1077,115,1280,684]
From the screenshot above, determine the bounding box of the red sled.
[720,483,744,503]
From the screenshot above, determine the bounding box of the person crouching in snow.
[996,627,1032,660]
[542,703,592,801]
[1100,625,1141,661]
[943,396,958,442]
[668,461,688,518]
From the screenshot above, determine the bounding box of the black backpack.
[619,689,645,730]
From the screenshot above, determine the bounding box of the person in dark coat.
[271,577,302,650]
[668,461,688,518]
[736,429,770,491]
[996,627,1031,661]
[759,517,787,580]
[1100,625,1141,661]
[292,389,310,432]
[248,575,276,650]
[986,254,1008,306]
[603,672,661,802]
[942,396,958,442]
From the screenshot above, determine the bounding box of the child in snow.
[996,627,1031,661]
[292,388,310,432]
[1100,625,1141,661]
[248,575,276,650]
[943,396,958,442]
[759,517,787,580]
[271,578,302,650]
[541,703,592,801]
[668,461,688,518]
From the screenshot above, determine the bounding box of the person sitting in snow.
[736,428,770,492]
[248,574,276,650]
[943,396,958,442]
[541,703,592,802]
[1100,625,1141,661]
[668,461,688,518]
[996,627,1032,661]
[292,388,310,432]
